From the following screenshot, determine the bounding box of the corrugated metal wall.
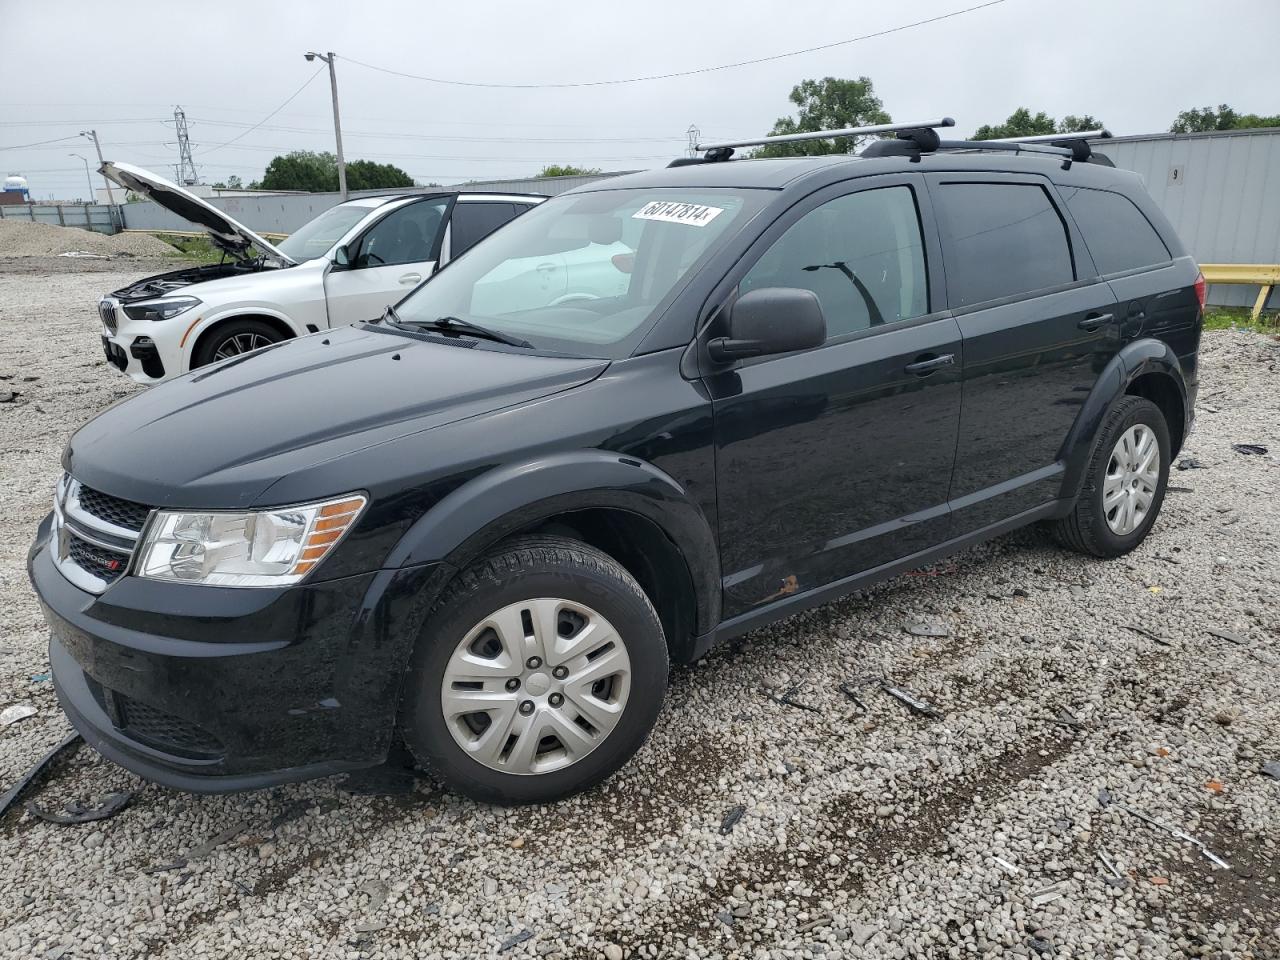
[1090,128,1280,308]
[120,173,627,235]
[0,202,119,234]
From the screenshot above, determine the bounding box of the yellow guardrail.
[1199,264,1280,321]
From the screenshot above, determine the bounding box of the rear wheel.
[399,536,667,804]
[1052,396,1169,557]
[192,319,285,368]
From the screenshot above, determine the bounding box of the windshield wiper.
[398,314,533,348]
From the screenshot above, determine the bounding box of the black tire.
[399,535,668,805]
[192,319,285,368]
[1052,396,1170,558]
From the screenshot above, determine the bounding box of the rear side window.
[1060,186,1171,275]
[933,182,1074,306]
[740,185,928,339]
[451,202,520,256]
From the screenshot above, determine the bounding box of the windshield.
[393,188,765,357]
[276,204,372,262]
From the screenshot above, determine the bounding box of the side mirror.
[331,244,352,269]
[707,287,826,363]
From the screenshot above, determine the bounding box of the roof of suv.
[568,151,1139,194]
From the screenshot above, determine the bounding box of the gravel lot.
[1,265,1278,960]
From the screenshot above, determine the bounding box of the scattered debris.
[0,391,17,404]
[1097,851,1124,881]
[1097,788,1113,808]
[26,790,132,825]
[1121,624,1172,646]
[57,250,109,259]
[1261,761,1280,781]
[1114,802,1230,869]
[715,909,734,928]
[184,821,248,860]
[1030,883,1065,906]
[1205,780,1224,793]
[719,804,746,835]
[882,683,942,719]
[798,914,833,933]
[1154,554,1182,565]
[30,673,50,683]
[1166,485,1194,493]
[499,930,533,952]
[1207,628,1247,645]
[766,686,820,713]
[992,856,1020,874]
[0,732,81,818]
[1149,876,1169,886]
[1054,708,1084,730]
[903,622,949,638]
[1232,444,1268,456]
[354,920,387,934]
[0,703,37,726]
[1176,457,1205,470]
[142,858,188,875]
[838,682,869,713]
[268,798,314,830]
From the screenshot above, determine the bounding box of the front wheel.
[1052,396,1170,557]
[192,319,285,369]
[399,536,668,804]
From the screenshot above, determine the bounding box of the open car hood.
[99,161,296,265]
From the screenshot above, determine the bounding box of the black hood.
[65,326,607,508]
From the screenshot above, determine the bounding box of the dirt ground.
[0,265,1277,960]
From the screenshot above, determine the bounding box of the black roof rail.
[668,118,955,166]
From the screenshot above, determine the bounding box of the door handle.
[398,273,422,285]
[1078,312,1114,331]
[904,353,955,375]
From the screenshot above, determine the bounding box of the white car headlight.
[135,494,366,587]
[123,297,201,322]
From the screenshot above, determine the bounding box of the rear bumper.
[29,516,451,792]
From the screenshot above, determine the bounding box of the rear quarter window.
[1060,186,1171,275]
[933,182,1075,307]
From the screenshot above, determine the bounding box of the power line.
[0,133,84,151]
[202,67,326,155]
[189,117,687,143]
[340,0,1009,89]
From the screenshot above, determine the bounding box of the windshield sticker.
[632,201,724,227]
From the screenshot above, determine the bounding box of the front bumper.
[98,297,179,384]
[29,515,449,792]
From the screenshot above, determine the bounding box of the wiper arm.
[404,315,533,348]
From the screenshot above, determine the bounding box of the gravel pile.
[0,220,177,259]
[1,269,1277,959]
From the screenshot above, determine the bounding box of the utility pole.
[173,106,199,185]
[69,153,94,202]
[304,51,347,200]
[80,129,117,224]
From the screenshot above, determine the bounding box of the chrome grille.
[98,300,118,333]
[51,474,149,594]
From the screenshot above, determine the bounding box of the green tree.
[536,164,603,178]
[345,159,413,190]
[973,108,1058,140]
[752,77,890,158]
[256,151,412,193]
[1171,104,1280,133]
[259,151,339,192]
[1059,115,1102,133]
[211,175,244,190]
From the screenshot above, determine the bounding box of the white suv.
[96,162,543,383]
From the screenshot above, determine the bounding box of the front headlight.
[135,494,366,587]
[123,297,201,322]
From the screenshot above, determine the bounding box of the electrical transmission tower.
[686,124,700,158]
[173,106,199,185]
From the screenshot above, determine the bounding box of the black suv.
[29,128,1201,804]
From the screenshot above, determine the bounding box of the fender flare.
[384,449,722,636]
[179,306,308,373]
[1058,338,1189,500]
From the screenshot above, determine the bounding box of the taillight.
[1194,271,1206,310]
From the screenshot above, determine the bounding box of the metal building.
[1090,127,1280,308]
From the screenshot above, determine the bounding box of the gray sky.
[2,0,1277,200]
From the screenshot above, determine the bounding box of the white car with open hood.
[95,162,543,383]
